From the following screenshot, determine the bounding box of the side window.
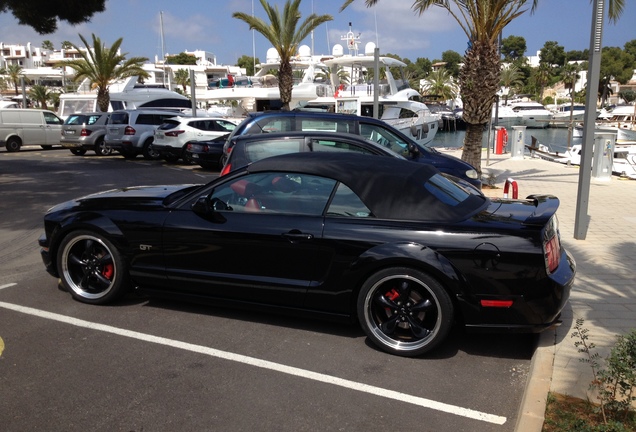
[136,114,154,125]
[189,120,205,130]
[252,117,294,134]
[243,139,304,164]
[209,173,336,215]
[157,114,176,124]
[65,115,84,125]
[216,120,237,131]
[326,183,373,217]
[109,113,128,125]
[43,112,62,125]
[299,119,353,133]
[310,139,374,155]
[87,115,100,125]
[359,123,410,157]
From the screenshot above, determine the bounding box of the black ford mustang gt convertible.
[39,152,575,356]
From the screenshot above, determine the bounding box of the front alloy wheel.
[357,267,453,356]
[57,231,128,304]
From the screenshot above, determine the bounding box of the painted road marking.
[0,301,506,425]
[0,283,17,290]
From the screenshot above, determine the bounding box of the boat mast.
[160,11,167,88]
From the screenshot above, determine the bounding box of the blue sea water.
[430,127,580,154]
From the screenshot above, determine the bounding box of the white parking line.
[0,283,17,290]
[0,301,506,425]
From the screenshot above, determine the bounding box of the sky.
[0,0,634,67]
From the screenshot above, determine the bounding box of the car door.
[42,111,63,145]
[161,171,336,308]
[18,110,46,145]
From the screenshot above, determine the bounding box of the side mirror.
[408,142,420,158]
[192,196,212,214]
[192,196,229,222]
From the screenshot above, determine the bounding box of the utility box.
[592,132,616,180]
[510,126,526,160]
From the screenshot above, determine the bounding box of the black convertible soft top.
[246,152,488,222]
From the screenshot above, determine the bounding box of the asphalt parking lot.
[0,147,536,432]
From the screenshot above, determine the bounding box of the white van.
[0,109,64,152]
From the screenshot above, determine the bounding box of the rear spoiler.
[523,194,560,226]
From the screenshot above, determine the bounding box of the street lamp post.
[574,0,605,240]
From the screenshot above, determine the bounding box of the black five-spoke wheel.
[57,231,128,304]
[357,267,453,356]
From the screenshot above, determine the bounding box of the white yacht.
[58,76,191,119]
[301,29,439,146]
[195,45,330,114]
[549,103,587,128]
[573,105,636,141]
[501,101,553,128]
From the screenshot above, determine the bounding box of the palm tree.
[5,64,25,95]
[233,0,332,111]
[533,63,552,103]
[500,64,524,104]
[29,84,51,109]
[59,34,149,112]
[421,68,458,102]
[341,0,625,176]
[174,69,191,93]
[41,40,55,51]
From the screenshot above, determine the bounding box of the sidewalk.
[442,148,636,431]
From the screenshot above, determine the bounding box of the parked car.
[104,109,182,160]
[61,112,112,156]
[153,116,238,162]
[211,110,481,187]
[0,108,63,151]
[184,133,230,169]
[39,152,574,357]
[220,131,412,176]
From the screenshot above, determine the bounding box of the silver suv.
[105,109,181,160]
[61,112,112,156]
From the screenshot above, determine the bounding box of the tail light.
[543,216,561,274]
[81,129,91,137]
[220,163,231,176]
[165,130,185,137]
[124,126,136,135]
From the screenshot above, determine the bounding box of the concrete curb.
[514,330,556,432]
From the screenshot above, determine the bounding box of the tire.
[119,149,137,159]
[5,137,21,152]
[163,153,180,163]
[357,267,453,357]
[57,230,129,304]
[94,138,112,156]
[142,139,161,160]
[70,148,87,156]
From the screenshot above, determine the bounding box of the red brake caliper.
[384,288,400,313]
[102,264,114,280]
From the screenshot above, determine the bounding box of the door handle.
[282,230,313,242]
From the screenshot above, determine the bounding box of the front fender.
[47,212,129,267]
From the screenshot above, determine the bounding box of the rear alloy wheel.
[70,148,87,156]
[142,139,161,160]
[5,137,21,152]
[357,267,453,356]
[57,231,129,304]
[94,138,112,156]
